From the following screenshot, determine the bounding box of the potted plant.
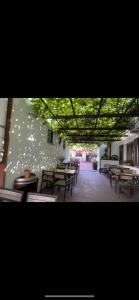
[58,156,65,163]
[24,169,31,178]
[92,158,98,170]
[111,155,119,160]
[101,148,109,159]
[123,160,134,166]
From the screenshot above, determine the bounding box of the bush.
[110,155,119,160]
[123,160,134,166]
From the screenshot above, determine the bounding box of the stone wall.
[5,98,69,190]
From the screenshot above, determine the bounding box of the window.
[59,137,62,145]
[47,129,53,144]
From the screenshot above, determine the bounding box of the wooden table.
[121,173,138,177]
[54,169,75,175]
[49,168,76,184]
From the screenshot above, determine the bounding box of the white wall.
[98,144,107,158]
[5,98,68,189]
[98,144,107,169]
[0,98,8,161]
[82,151,86,162]
[64,144,70,162]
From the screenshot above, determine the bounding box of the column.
[123,144,127,161]
[0,98,8,162]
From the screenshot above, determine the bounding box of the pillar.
[0,98,8,161]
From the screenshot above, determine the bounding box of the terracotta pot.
[24,169,31,178]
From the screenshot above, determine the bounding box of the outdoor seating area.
[40,160,80,201]
[1,97,139,202]
[0,159,80,202]
[101,164,139,197]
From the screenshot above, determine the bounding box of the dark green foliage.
[31,98,138,147]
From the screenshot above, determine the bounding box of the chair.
[117,174,134,196]
[0,188,23,202]
[122,169,133,174]
[26,192,57,202]
[109,168,121,191]
[101,164,111,176]
[40,170,54,194]
[130,176,139,196]
[53,173,73,201]
[56,164,65,169]
[68,165,78,183]
[71,162,80,174]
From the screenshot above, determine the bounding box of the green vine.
[31,98,137,147]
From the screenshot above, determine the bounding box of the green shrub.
[123,160,134,166]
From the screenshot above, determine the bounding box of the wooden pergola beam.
[70,139,121,142]
[59,126,131,131]
[108,98,138,133]
[67,134,127,137]
[93,98,106,130]
[69,98,78,129]
[47,112,138,120]
[40,98,67,130]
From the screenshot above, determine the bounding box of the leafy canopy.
[31,98,137,146]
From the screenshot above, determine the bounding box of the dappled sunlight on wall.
[5,99,66,189]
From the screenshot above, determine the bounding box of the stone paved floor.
[61,163,139,202]
[65,170,123,202]
[80,161,93,171]
[44,163,139,202]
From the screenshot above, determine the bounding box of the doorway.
[119,145,124,164]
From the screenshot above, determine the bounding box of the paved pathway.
[64,162,138,202]
[80,162,93,171]
[44,162,139,202]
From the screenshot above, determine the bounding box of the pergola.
[31,98,139,144]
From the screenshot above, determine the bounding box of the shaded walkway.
[43,163,139,202]
[66,170,122,202]
[65,165,139,202]
[80,162,93,171]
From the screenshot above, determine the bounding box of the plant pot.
[24,169,31,178]
[93,163,98,170]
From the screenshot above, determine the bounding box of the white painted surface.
[5,98,68,189]
[64,144,70,162]
[98,144,107,169]
[82,151,86,162]
[100,160,119,169]
[0,98,8,161]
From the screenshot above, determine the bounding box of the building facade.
[0,98,69,189]
[111,118,139,166]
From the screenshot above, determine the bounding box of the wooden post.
[3,98,13,164]
[0,98,13,187]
